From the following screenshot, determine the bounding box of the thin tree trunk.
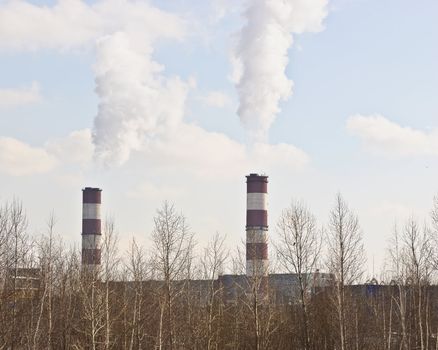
[387,298,393,350]
[158,301,164,350]
[32,280,47,349]
[129,291,138,350]
[399,285,408,350]
[418,283,424,350]
[105,279,110,349]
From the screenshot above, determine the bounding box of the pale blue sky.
[0,0,437,276]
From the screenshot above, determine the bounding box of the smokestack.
[82,187,102,267]
[246,173,268,277]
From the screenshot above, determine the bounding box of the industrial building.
[80,173,332,303]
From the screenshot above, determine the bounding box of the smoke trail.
[234,0,328,141]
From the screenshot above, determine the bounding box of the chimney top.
[246,173,268,182]
[83,187,102,192]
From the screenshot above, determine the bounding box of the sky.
[0,0,437,278]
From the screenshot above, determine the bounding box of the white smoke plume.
[233,0,328,141]
[0,0,191,166]
[91,2,190,166]
[93,32,189,166]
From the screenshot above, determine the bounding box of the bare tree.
[200,232,228,350]
[276,200,321,350]
[7,199,32,350]
[401,218,433,350]
[101,217,119,350]
[77,253,104,349]
[388,224,409,350]
[32,212,57,350]
[326,193,365,350]
[126,239,149,350]
[151,201,194,350]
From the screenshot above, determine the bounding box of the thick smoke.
[91,2,190,166]
[93,32,189,166]
[234,0,328,141]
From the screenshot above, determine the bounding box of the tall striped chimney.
[82,187,102,267]
[246,173,268,277]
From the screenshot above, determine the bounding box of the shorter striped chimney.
[246,173,268,277]
[82,187,102,267]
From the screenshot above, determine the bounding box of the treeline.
[1,195,438,349]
